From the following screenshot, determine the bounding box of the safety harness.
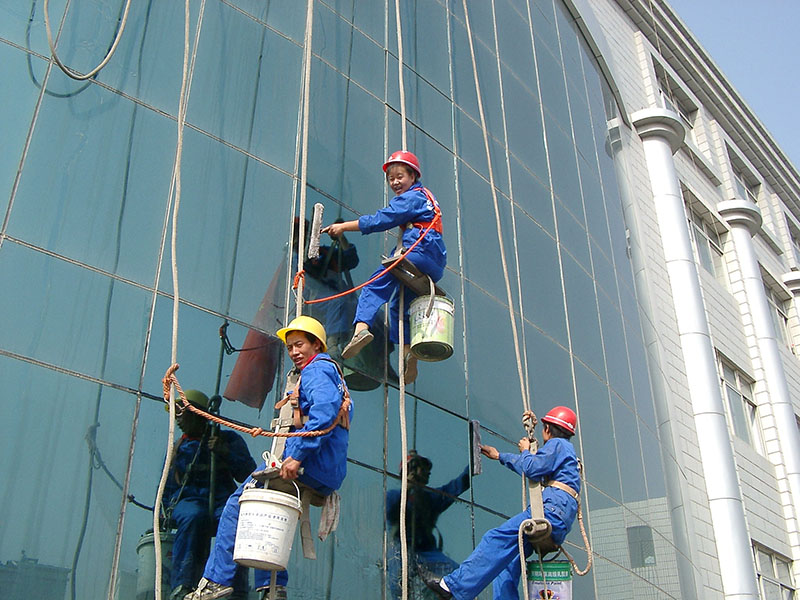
[407,186,443,234]
[273,355,352,431]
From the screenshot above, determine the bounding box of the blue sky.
[666,0,800,169]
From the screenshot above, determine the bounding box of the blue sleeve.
[357,187,429,234]
[499,442,561,481]
[427,465,470,515]
[222,431,257,482]
[386,489,401,523]
[284,362,343,463]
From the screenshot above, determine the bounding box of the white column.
[719,201,800,544]
[632,108,759,600]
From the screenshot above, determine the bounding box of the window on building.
[627,525,656,568]
[732,163,761,206]
[718,358,763,453]
[764,283,790,349]
[653,61,699,146]
[683,190,726,285]
[785,216,800,266]
[754,545,796,600]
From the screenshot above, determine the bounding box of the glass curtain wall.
[0,0,687,598]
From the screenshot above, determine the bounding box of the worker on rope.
[162,390,256,600]
[423,407,580,600]
[386,451,471,598]
[185,316,353,600]
[322,151,446,384]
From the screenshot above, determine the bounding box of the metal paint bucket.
[233,486,302,571]
[409,295,454,361]
[135,531,174,600]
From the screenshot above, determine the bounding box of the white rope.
[398,287,409,600]
[393,4,410,598]
[295,0,315,318]
[394,0,408,150]
[44,0,132,81]
[153,0,192,597]
[461,1,537,596]
[460,0,528,414]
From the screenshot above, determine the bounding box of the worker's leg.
[388,288,417,344]
[202,479,249,586]
[491,555,525,600]
[353,267,401,327]
[171,498,209,590]
[442,509,531,600]
[253,569,289,590]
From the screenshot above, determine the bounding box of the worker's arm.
[499,441,560,480]
[322,220,360,237]
[357,188,430,234]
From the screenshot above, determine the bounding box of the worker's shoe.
[183,578,233,600]
[256,585,287,600]
[417,565,453,599]
[422,578,453,600]
[342,329,373,359]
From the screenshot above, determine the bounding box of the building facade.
[0,1,798,599]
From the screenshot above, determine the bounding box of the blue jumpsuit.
[386,466,470,598]
[164,431,255,592]
[201,353,351,590]
[442,439,579,600]
[355,182,446,344]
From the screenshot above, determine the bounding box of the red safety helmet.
[541,406,577,435]
[383,150,421,178]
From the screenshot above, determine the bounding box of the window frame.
[717,357,764,454]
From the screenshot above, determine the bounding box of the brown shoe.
[183,578,233,600]
[342,329,373,359]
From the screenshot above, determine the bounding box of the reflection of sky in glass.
[0,0,683,597]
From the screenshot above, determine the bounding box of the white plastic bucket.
[233,486,302,571]
[409,295,454,361]
[135,531,174,600]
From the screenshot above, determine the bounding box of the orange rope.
[299,212,441,305]
[162,364,351,438]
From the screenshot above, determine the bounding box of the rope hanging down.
[44,0,133,80]
[153,0,194,597]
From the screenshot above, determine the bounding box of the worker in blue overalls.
[185,316,352,600]
[322,150,446,383]
[164,390,256,600]
[424,407,580,600]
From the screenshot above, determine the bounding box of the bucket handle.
[265,478,302,503]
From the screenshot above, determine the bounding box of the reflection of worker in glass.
[300,217,360,359]
[386,451,470,598]
[162,390,256,600]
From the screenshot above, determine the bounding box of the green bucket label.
[527,561,572,600]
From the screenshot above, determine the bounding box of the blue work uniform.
[202,353,352,591]
[386,466,470,598]
[355,182,447,343]
[442,438,579,600]
[164,431,255,592]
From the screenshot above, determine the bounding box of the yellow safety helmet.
[276,315,327,353]
[165,388,209,412]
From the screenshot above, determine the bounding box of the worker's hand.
[522,410,536,422]
[322,220,359,238]
[322,222,345,238]
[280,457,302,480]
[518,438,531,453]
[480,445,499,460]
[207,436,229,457]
